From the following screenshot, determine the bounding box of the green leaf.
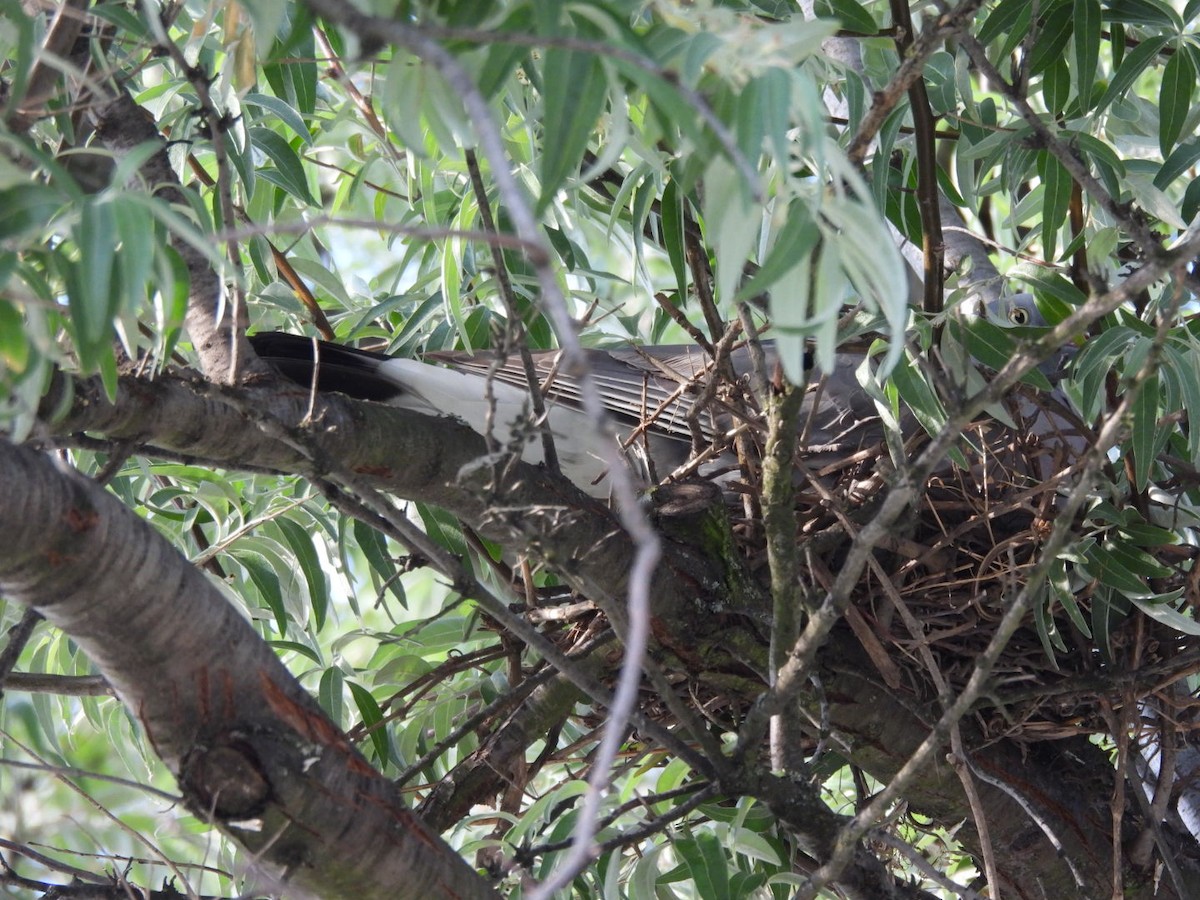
[1094,35,1170,116]
[235,550,288,636]
[1071,327,1137,419]
[1042,56,1071,119]
[1028,4,1075,77]
[1156,137,1200,189]
[889,351,948,437]
[1034,582,1068,663]
[1049,559,1092,637]
[734,78,765,166]
[351,518,404,607]
[737,203,819,302]
[959,318,1054,390]
[274,515,330,632]
[0,0,34,110]
[415,502,470,557]
[244,91,314,145]
[1010,271,1087,307]
[1105,537,1171,579]
[71,198,119,368]
[1073,0,1102,112]
[1119,521,1178,548]
[924,52,957,116]
[1128,591,1200,635]
[674,832,731,900]
[539,49,608,211]
[264,24,316,114]
[1037,152,1072,262]
[248,127,316,205]
[978,0,1032,46]
[1159,47,1195,156]
[348,681,391,765]
[1082,543,1157,598]
[661,179,688,303]
[113,195,154,327]
[0,300,29,374]
[89,3,150,40]
[1129,371,1159,492]
[704,154,760,309]
[1161,343,1200,461]
[0,183,64,241]
[267,640,323,664]
[478,6,535,97]
[817,0,877,33]
[1104,0,1182,28]
[1091,585,1118,662]
[317,666,344,724]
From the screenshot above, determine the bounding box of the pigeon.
[249,295,1075,496]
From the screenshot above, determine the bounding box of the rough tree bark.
[0,442,496,900]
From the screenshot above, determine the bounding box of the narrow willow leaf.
[71,198,118,368]
[661,179,688,302]
[1050,559,1092,637]
[674,833,732,900]
[1083,543,1155,598]
[236,550,288,636]
[244,91,314,145]
[820,0,877,33]
[351,518,404,607]
[737,203,819,302]
[1155,137,1200,189]
[1104,0,1182,28]
[249,127,316,205]
[1162,343,1200,460]
[1091,585,1118,663]
[1129,591,1200,635]
[1130,372,1160,492]
[1159,47,1196,156]
[704,154,760,309]
[1105,536,1172,578]
[760,68,793,168]
[1034,582,1067,664]
[1011,270,1087,307]
[1042,55,1071,117]
[317,666,344,724]
[1073,0,1102,112]
[348,681,391,765]
[113,195,154,325]
[1037,152,1072,262]
[958,318,1053,390]
[1028,4,1074,76]
[1095,35,1170,115]
[539,49,608,211]
[275,516,330,632]
[978,0,1031,45]
[0,183,63,241]
[0,300,29,373]
[889,351,948,437]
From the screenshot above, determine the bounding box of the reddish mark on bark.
[43,550,77,566]
[198,667,211,720]
[63,506,99,532]
[352,465,393,477]
[360,790,443,850]
[260,672,375,777]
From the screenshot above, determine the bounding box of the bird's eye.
[1009,306,1030,326]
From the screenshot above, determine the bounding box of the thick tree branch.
[0,441,494,899]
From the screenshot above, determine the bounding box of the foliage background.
[2,0,1200,897]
